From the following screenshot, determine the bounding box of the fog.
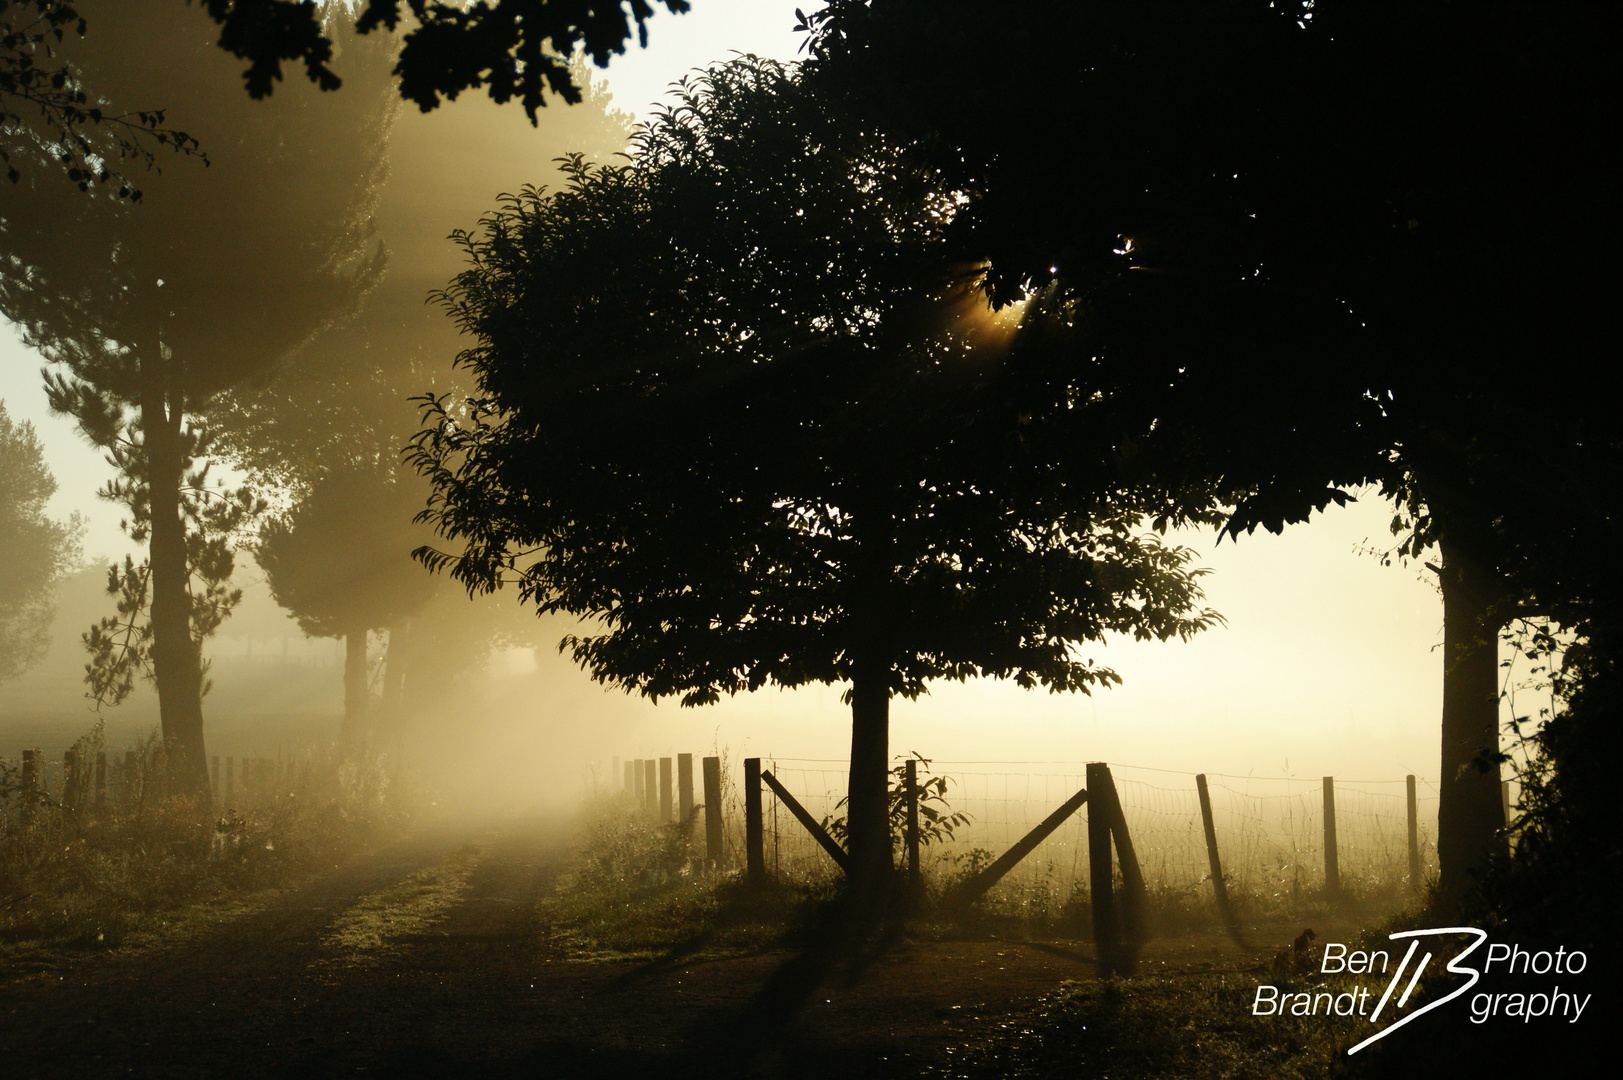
[0,0,1528,828]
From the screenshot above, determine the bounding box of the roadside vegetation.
[0,721,412,973]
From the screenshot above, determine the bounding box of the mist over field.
[0,3,1610,1078]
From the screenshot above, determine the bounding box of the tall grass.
[0,722,409,961]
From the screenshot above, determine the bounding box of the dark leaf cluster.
[1,0,203,197]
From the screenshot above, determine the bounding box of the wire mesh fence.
[756,757,1444,913]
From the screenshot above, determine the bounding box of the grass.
[0,724,412,975]
[316,844,480,968]
[543,794,835,960]
[925,967,1376,1080]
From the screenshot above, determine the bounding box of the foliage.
[0,399,82,682]
[0,0,203,196]
[255,465,435,641]
[80,441,267,709]
[0,1,397,785]
[820,753,971,860]
[409,53,1223,889]
[201,0,690,117]
[802,0,1620,908]
[0,723,409,960]
[410,56,1221,703]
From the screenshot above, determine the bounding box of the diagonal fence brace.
[948,785,1090,909]
[760,769,849,872]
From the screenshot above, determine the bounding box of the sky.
[0,0,1527,803]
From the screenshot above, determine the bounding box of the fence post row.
[702,755,723,870]
[1323,776,1340,897]
[744,757,765,886]
[1195,773,1234,926]
[643,760,657,815]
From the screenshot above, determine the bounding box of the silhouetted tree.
[0,2,396,793]
[255,465,435,738]
[200,0,689,115]
[1,0,202,196]
[213,54,627,733]
[803,0,1620,910]
[0,399,83,682]
[411,57,1223,897]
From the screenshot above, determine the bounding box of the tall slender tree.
[0,1,396,792]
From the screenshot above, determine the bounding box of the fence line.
[729,757,1446,905]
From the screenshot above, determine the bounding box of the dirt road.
[1,816,1306,1079]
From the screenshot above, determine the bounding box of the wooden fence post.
[633,758,645,805]
[744,757,765,886]
[211,756,220,800]
[1323,776,1340,896]
[659,757,673,822]
[1406,774,1420,889]
[643,759,658,815]
[1195,774,1233,925]
[624,759,636,799]
[1095,765,1147,940]
[677,754,694,822]
[702,756,723,870]
[1086,762,1116,947]
[905,758,920,888]
[612,756,621,792]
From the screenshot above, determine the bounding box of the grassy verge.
[0,725,412,974]
[926,966,1373,1080]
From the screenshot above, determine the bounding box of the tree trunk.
[846,659,892,901]
[342,628,369,743]
[141,359,209,797]
[1435,536,1510,910]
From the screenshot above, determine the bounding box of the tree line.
[2,1,1616,935]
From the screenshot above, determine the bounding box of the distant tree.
[199,0,690,116]
[1,0,203,196]
[255,465,435,738]
[211,52,628,733]
[0,399,82,682]
[0,1,396,793]
[411,57,1223,896]
[803,0,1620,910]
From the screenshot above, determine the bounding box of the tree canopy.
[201,0,690,116]
[1,0,203,196]
[801,0,1621,907]
[411,56,1223,887]
[0,398,82,683]
[0,0,397,790]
